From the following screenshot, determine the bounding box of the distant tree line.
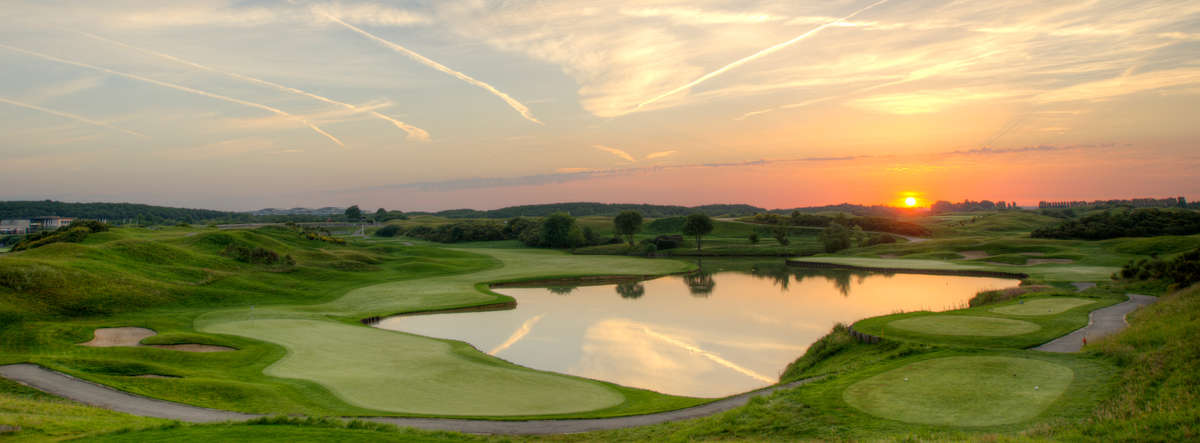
[1031,208,1200,240]
[745,212,931,237]
[410,202,765,219]
[930,199,1019,213]
[375,213,617,249]
[1038,197,1188,210]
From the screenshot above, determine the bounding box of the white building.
[0,219,30,235]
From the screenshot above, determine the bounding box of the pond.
[375,261,1018,398]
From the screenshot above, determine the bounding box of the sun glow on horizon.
[904,197,918,207]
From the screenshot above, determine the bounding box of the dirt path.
[1033,293,1156,353]
[0,363,818,434]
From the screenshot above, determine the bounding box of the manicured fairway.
[992,297,1095,316]
[888,315,1041,336]
[201,319,623,416]
[843,356,1074,426]
[195,248,697,416]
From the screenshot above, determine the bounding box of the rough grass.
[990,297,1096,316]
[843,356,1075,426]
[0,377,168,442]
[788,256,1119,282]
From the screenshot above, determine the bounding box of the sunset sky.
[1,1,1197,211]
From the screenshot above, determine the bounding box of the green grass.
[991,297,1095,315]
[788,256,1120,282]
[887,316,1042,337]
[201,318,624,416]
[1,227,702,422]
[843,356,1074,426]
[0,377,168,442]
[853,290,1126,348]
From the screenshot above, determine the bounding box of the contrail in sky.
[593,144,635,162]
[0,44,346,148]
[0,96,146,138]
[636,0,891,110]
[76,31,430,142]
[314,9,543,125]
[489,314,545,355]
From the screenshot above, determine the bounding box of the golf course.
[1,208,1198,441]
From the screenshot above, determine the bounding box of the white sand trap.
[80,327,234,352]
[958,250,989,259]
[81,327,156,347]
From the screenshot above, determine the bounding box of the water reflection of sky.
[376,266,1016,398]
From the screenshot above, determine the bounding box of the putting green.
[202,318,624,416]
[888,315,1040,336]
[991,297,1095,316]
[843,356,1074,426]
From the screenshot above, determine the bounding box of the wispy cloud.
[593,144,635,163]
[0,44,346,148]
[77,31,431,141]
[620,7,783,25]
[645,150,678,160]
[635,0,891,111]
[0,96,145,138]
[314,7,542,125]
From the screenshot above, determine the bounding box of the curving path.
[1033,293,1156,353]
[0,362,817,434]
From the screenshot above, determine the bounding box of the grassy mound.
[991,297,1094,316]
[888,316,1041,337]
[843,356,1074,426]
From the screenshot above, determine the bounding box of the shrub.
[748,232,759,244]
[1033,208,1200,240]
[221,245,284,265]
[1117,248,1200,289]
[820,223,852,253]
[373,225,402,238]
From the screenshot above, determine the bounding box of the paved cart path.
[1033,293,1156,353]
[0,363,816,434]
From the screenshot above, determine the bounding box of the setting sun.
[904,197,918,207]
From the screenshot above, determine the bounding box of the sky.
[0,0,1197,211]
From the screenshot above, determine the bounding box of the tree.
[683,271,716,297]
[613,210,644,246]
[682,213,715,251]
[820,223,852,252]
[771,226,790,246]
[539,212,583,248]
[748,232,760,244]
[850,225,867,246]
[374,208,388,222]
[344,205,363,221]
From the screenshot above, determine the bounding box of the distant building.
[29,216,73,230]
[0,219,30,235]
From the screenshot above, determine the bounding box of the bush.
[221,245,286,265]
[10,220,109,251]
[748,232,759,244]
[864,233,898,246]
[1117,248,1200,289]
[373,225,403,238]
[820,223,851,253]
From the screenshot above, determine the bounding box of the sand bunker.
[80,327,234,352]
[958,250,989,259]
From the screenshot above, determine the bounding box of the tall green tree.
[344,205,363,221]
[539,212,583,248]
[820,223,852,252]
[374,208,388,222]
[771,225,790,246]
[681,213,714,251]
[613,210,644,246]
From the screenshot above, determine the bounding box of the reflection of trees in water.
[683,271,716,297]
[547,286,577,295]
[746,264,892,297]
[615,281,645,299]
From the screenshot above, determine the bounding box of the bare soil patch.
[0,425,19,433]
[1021,252,1046,256]
[958,250,989,259]
[878,253,899,258]
[80,327,234,352]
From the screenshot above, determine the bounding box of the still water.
[376,263,1017,398]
